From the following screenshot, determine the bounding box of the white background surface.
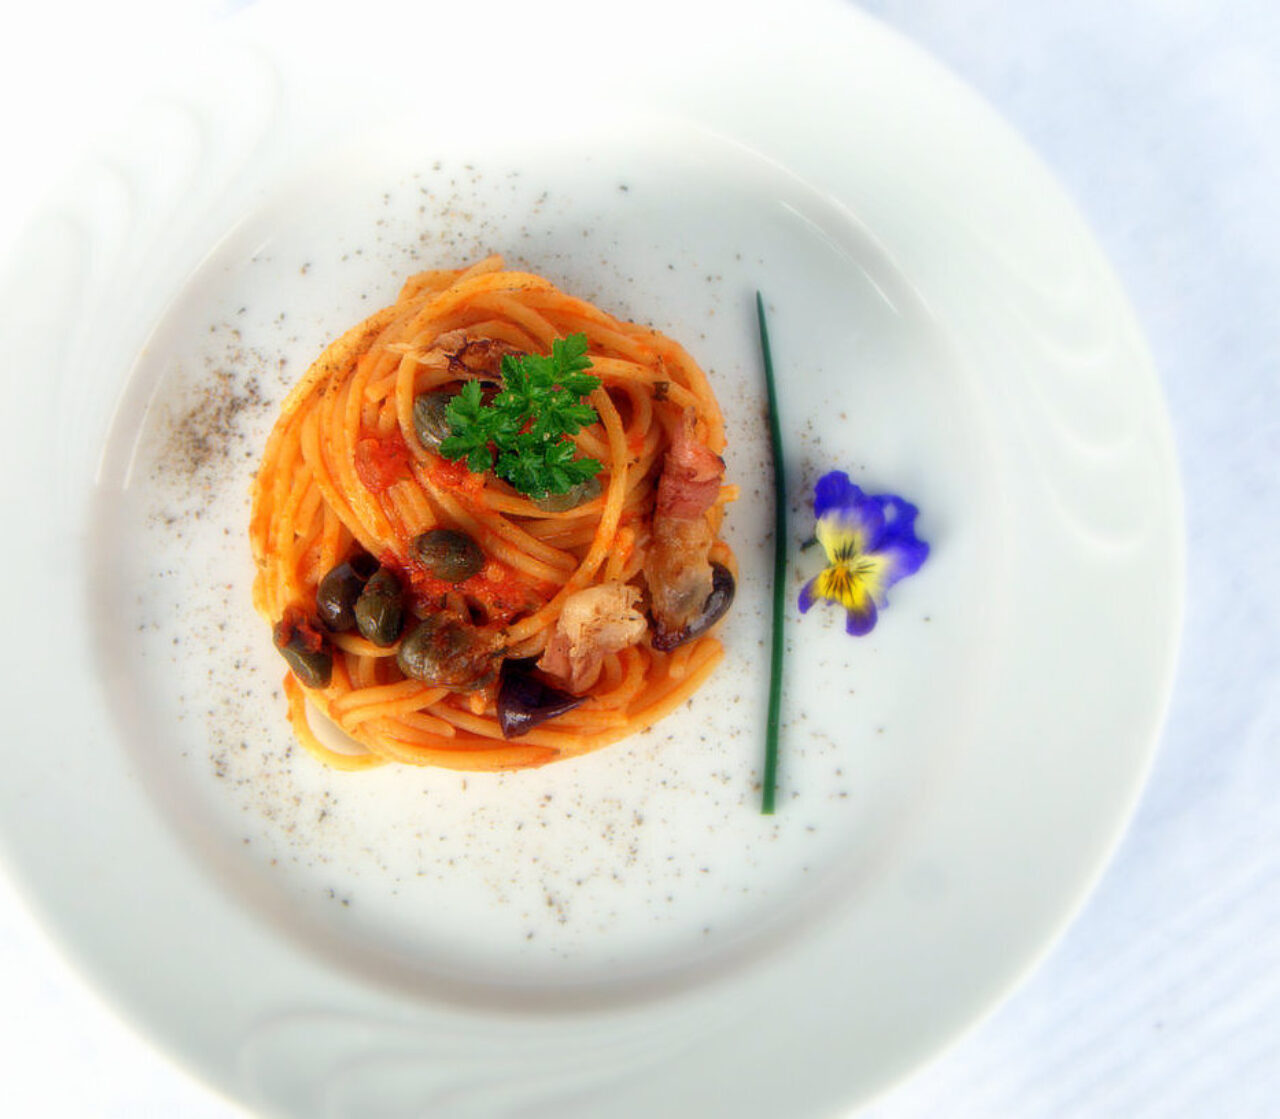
[0,1,1276,1116]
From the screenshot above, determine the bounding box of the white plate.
[0,1,1182,1115]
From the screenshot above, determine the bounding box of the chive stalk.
[756,292,786,814]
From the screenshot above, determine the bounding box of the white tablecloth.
[0,2,1275,1115]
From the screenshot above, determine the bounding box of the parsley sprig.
[439,334,604,499]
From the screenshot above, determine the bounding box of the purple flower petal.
[844,597,878,636]
[833,499,884,543]
[800,471,929,638]
[813,471,866,521]
[816,496,884,562]
[871,495,928,588]
[876,536,930,590]
[876,495,921,542]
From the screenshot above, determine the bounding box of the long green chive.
[756,292,786,814]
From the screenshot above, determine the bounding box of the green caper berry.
[273,621,333,689]
[316,553,378,632]
[412,390,455,450]
[411,528,486,583]
[396,615,493,690]
[354,567,405,647]
[532,475,603,513]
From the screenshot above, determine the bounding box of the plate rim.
[0,2,1184,1115]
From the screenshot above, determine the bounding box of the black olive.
[354,567,405,647]
[411,528,486,583]
[273,618,333,689]
[316,553,379,631]
[396,614,495,690]
[412,390,455,450]
[497,659,584,738]
[533,475,603,513]
[650,562,736,651]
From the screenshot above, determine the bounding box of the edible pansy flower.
[798,471,928,636]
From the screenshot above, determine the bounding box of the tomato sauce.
[355,433,414,494]
[405,559,551,626]
[275,605,325,652]
[359,435,549,626]
[420,451,484,496]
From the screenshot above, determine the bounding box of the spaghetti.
[250,256,736,771]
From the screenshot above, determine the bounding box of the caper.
[396,614,494,690]
[411,528,486,583]
[533,475,603,513]
[316,553,379,632]
[412,390,455,450]
[273,618,333,689]
[354,567,405,647]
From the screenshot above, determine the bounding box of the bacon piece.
[655,407,725,519]
[644,516,716,635]
[419,330,522,379]
[645,409,725,634]
[537,583,647,694]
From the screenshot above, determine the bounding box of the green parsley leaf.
[438,333,604,498]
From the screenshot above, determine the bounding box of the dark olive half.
[273,619,333,689]
[650,562,736,652]
[411,528,485,583]
[532,475,603,513]
[316,552,379,632]
[496,659,584,738]
[412,389,455,450]
[354,567,405,647]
